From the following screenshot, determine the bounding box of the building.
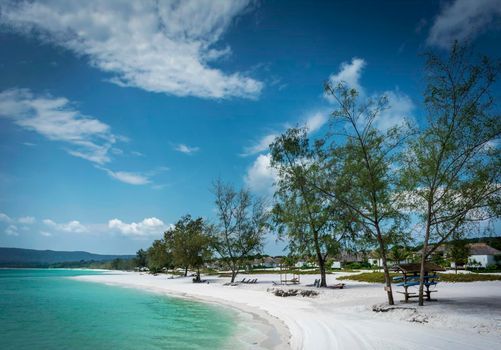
[466,243,501,268]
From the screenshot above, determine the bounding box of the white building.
[467,243,501,268]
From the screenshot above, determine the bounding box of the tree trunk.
[313,231,327,287]
[230,263,238,283]
[184,266,188,277]
[318,257,327,287]
[418,212,432,306]
[375,227,394,305]
[194,267,201,282]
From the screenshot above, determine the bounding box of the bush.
[343,261,371,270]
[337,271,501,283]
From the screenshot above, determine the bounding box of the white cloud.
[40,231,52,237]
[0,88,118,164]
[18,216,36,224]
[427,0,501,49]
[242,133,278,156]
[43,219,88,233]
[375,91,415,130]
[108,217,167,237]
[97,166,151,185]
[175,144,200,154]
[0,0,262,99]
[327,58,366,94]
[5,224,19,236]
[304,112,328,133]
[242,112,328,157]
[0,212,12,223]
[244,153,277,195]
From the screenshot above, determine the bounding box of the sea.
[0,269,239,350]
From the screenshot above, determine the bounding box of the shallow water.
[0,269,237,350]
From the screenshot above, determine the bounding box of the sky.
[0,0,500,255]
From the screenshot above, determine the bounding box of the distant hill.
[0,247,134,267]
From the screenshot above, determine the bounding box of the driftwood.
[271,288,318,298]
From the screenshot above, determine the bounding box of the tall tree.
[448,239,470,274]
[401,43,501,305]
[270,127,348,287]
[167,215,212,281]
[146,239,171,273]
[321,82,411,305]
[210,179,270,283]
[135,249,147,268]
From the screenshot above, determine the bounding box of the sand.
[72,271,501,350]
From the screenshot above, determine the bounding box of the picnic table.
[392,263,445,303]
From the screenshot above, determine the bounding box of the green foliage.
[337,271,501,283]
[320,82,412,304]
[342,261,372,270]
[448,240,470,268]
[209,179,270,282]
[146,238,171,273]
[389,245,411,262]
[270,127,348,286]
[135,249,147,267]
[401,42,501,258]
[166,215,212,280]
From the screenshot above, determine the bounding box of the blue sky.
[0,0,500,255]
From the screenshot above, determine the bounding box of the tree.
[209,179,270,283]
[135,249,147,268]
[401,42,501,305]
[389,245,410,264]
[448,240,470,274]
[270,127,348,287]
[146,239,171,273]
[321,82,412,305]
[167,215,212,281]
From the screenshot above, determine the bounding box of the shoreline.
[72,271,291,350]
[72,271,501,350]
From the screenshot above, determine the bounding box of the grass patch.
[337,271,501,283]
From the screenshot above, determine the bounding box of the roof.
[468,243,501,256]
[392,262,445,273]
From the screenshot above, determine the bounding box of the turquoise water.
[0,269,236,350]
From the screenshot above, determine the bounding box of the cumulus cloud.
[175,144,200,154]
[242,133,278,156]
[43,219,88,233]
[376,91,415,130]
[0,212,12,223]
[5,224,19,236]
[108,217,167,237]
[18,216,36,225]
[243,112,328,157]
[244,153,278,195]
[427,0,501,49]
[304,112,328,133]
[0,0,262,99]
[0,213,36,225]
[0,88,118,164]
[327,58,366,94]
[325,58,414,131]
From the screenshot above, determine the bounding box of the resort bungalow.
[331,251,366,269]
[466,243,501,268]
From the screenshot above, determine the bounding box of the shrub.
[337,271,501,283]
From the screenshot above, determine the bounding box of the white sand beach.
[73,272,501,350]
